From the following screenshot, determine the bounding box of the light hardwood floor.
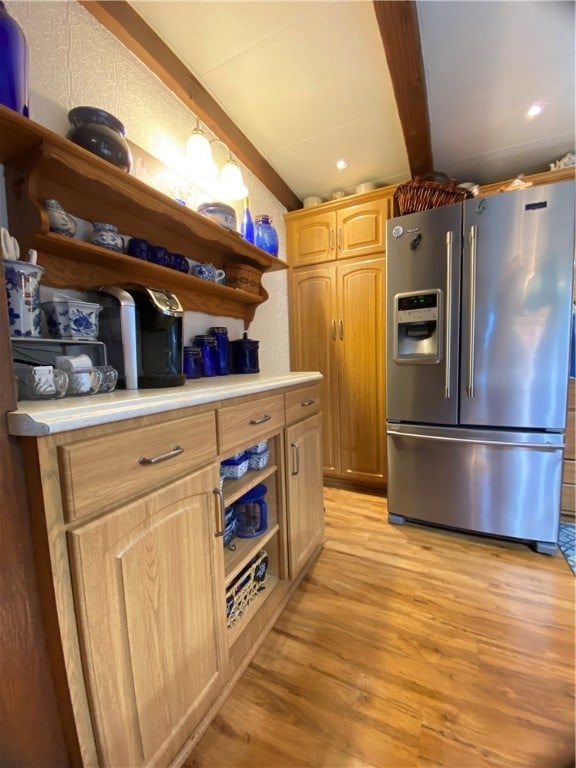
[185,486,575,768]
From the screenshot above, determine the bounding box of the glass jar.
[254,214,279,257]
[209,326,230,376]
[183,346,202,379]
[193,335,218,377]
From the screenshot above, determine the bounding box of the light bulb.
[185,127,218,189]
[220,159,248,201]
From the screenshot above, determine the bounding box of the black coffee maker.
[133,287,185,388]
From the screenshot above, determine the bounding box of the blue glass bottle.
[0,2,29,117]
[254,215,278,257]
[240,199,254,244]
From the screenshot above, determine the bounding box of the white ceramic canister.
[3,259,45,337]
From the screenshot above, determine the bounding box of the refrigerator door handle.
[445,230,453,399]
[467,225,477,398]
[386,430,563,450]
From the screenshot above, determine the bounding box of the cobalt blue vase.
[0,1,29,117]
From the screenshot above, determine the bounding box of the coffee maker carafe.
[134,287,185,388]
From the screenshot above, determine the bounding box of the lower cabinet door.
[67,465,227,768]
[285,413,325,579]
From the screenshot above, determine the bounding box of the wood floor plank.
[185,487,575,768]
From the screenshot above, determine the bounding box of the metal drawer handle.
[290,442,300,475]
[249,414,271,425]
[301,399,315,407]
[213,487,225,538]
[138,445,183,465]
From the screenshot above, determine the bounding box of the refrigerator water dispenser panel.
[393,289,443,363]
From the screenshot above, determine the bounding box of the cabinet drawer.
[217,394,285,455]
[59,412,217,522]
[285,384,321,425]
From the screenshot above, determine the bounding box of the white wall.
[5,0,291,372]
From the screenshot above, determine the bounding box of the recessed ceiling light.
[336,159,348,170]
[525,102,546,119]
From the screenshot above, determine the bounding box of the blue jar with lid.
[183,346,202,379]
[209,326,230,376]
[193,335,218,377]
[254,214,279,257]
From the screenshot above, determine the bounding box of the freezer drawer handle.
[445,230,453,399]
[387,430,563,450]
[467,225,477,398]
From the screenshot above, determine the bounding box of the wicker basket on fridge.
[224,262,262,295]
[394,172,472,215]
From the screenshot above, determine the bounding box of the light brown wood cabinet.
[285,412,324,578]
[68,466,227,768]
[288,257,386,487]
[284,385,324,578]
[285,192,393,267]
[18,382,324,767]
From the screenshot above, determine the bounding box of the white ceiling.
[129,0,575,202]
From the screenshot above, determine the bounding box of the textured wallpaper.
[5,0,291,372]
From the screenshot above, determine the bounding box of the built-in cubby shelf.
[0,106,288,326]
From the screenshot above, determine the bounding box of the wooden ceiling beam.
[79,1,302,211]
[373,1,433,179]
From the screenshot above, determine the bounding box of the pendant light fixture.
[219,151,248,201]
[185,118,217,189]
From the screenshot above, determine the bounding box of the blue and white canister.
[90,222,123,252]
[3,260,44,337]
[43,199,77,238]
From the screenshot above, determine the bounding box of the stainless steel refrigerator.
[386,181,575,554]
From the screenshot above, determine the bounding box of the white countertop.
[7,372,322,436]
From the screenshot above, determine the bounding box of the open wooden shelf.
[224,523,280,584]
[222,464,277,507]
[227,574,280,646]
[0,105,287,326]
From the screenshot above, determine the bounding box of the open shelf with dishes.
[0,105,288,327]
[220,431,287,645]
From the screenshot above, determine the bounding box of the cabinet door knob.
[249,414,271,425]
[138,445,183,465]
[301,399,315,407]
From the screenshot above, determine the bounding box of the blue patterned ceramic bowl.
[42,298,102,340]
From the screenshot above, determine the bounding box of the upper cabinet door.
[337,198,391,260]
[286,212,335,267]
